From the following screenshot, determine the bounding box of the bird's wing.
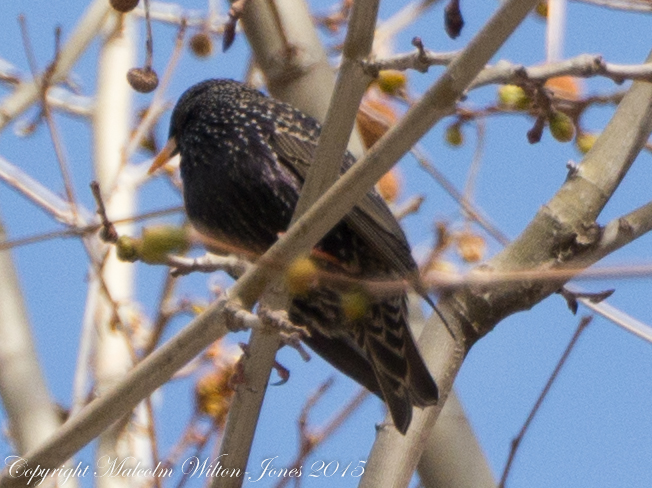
[269,130,419,277]
[301,329,382,397]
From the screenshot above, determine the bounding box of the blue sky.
[1,0,652,487]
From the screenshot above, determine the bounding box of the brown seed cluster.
[189,32,213,58]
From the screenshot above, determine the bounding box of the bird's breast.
[179,134,300,255]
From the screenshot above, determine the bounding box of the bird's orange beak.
[148,137,178,174]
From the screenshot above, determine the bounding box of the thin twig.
[275,383,370,488]
[0,205,183,251]
[462,118,486,218]
[412,146,509,245]
[90,181,118,243]
[134,3,228,31]
[364,51,652,87]
[375,0,444,46]
[0,0,111,131]
[144,0,155,70]
[394,195,425,221]
[145,398,163,488]
[572,0,652,12]
[143,273,178,358]
[19,18,80,215]
[17,16,40,76]
[498,315,592,488]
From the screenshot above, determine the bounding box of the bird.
[149,79,438,434]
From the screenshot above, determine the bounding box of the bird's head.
[148,79,256,174]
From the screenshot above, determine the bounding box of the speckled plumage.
[167,79,438,433]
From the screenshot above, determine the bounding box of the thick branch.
[0,209,63,454]
[216,0,379,483]
[292,0,378,217]
[418,392,495,488]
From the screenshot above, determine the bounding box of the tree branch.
[366,50,652,86]
[292,0,378,217]
[0,0,110,131]
[418,391,496,488]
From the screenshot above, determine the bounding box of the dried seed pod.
[527,115,546,144]
[110,0,139,13]
[444,0,464,39]
[377,170,401,203]
[456,232,485,263]
[356,97,398,149]
[127,67,159,93]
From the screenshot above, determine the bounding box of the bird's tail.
[364,297,439,434]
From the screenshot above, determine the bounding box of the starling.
[150,79,438,434]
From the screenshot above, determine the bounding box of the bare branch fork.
[361,47,652,488]
[415,148,652,346]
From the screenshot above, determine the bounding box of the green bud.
[445,124,464,147]
[548,111,575,143]
[140,225,190,264]
[498,85,531,110]
[116,235,141,262]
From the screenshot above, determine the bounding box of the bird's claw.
[223,300,259,332]
[258,308,308,337]
[258,308,312,362]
